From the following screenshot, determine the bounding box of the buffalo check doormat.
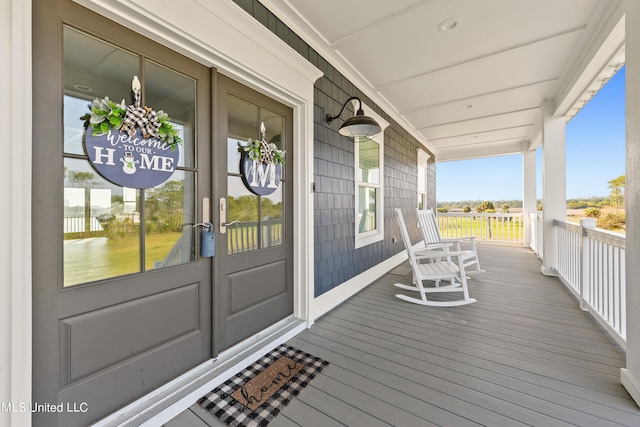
[198,344,329,427]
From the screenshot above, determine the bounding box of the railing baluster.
[553,217,626,347]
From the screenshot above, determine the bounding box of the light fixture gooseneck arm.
[325,95,382,138]
[326,96,363,124]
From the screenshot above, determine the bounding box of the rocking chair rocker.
[394,208,477,307]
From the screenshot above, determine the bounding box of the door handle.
[221,220,240,227]
[219,198,240,233]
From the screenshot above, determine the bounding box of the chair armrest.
[441,236,477,244]
[424,242,453,250]
[413,249,467,260]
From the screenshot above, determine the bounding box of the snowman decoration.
[119,152,139,174]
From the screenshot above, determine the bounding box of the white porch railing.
[554,218,626,348]
[63,216,104,233]
[437,212,524,244]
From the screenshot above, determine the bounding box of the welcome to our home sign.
[84,126,179,189]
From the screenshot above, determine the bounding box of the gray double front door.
[32,2,293,426]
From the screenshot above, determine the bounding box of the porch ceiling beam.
[436,142,525,163]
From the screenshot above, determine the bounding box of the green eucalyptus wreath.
[80,96,183,150]
[237,137,285,165]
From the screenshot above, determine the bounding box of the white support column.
[540,101,566,275]
[622,0,640,408]
[522,145,537,247]
[1,0,32,426]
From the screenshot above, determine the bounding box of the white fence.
[64,217,104,233]
[437,212,524,244]
[554,218,626,347]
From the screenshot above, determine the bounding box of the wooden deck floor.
[165,244,640,426]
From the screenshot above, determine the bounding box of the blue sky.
[436,66,626,202]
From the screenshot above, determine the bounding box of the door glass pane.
[63,26,139,155]
[260,185,284,248]
[145,170,196,269]
[145,60,196,168]
[228,95,259,170]
[227,175,259,254]
[227,96,286,255]
[64,157,141,286]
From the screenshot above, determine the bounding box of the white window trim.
[417,148,431,209]
[354,101,389,249]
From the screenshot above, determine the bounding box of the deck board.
[166,245,640,427]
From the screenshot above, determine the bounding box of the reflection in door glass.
[260,184,284,249]
[227,175,258,254]
[64,157,141,286]
[145,170,196,269]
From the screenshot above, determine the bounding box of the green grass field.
[438,216,524,241]
[64,232,183,286]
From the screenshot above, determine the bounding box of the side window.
[417,149,430,209]
[63,26,197,286]
[354,104,388,248]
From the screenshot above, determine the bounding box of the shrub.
[597,211,626,231]
[476,201,494,213]
[584,207,600,218]
[437,207,448,213]
[463,205,471,213]
[502,204,509,213]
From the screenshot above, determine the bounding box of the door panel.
[229,260,287,312]
[216,76,294,350]
[33,1,213,426]
[61,283,200,382]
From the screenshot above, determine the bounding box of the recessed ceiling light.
[438,18,460,32]
[73,84,93,92]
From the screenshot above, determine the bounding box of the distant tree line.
[438,174,626,212]
[438,196,614,212]
[435,174,626,232]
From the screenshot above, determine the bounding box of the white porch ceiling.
[262,0,626,162]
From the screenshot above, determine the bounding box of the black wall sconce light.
[326,96,382,138]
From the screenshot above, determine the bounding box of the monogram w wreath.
[237,122,285,196]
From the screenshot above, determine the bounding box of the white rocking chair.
[416,208,484,274]
[394,208,477,307]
